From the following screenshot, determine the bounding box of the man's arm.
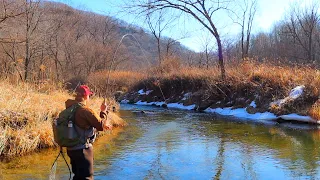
[100,111,113,130]
[81,108,112,131]
[100,101,113,130]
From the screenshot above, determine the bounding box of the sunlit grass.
[0,79,125,159]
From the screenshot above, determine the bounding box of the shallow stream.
[1,104,320,179]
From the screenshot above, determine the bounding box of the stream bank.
[118,73,320,124]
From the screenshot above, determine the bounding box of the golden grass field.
[0,79,126,159]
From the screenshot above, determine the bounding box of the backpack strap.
[69,103,84,124]
[70,103,91,147]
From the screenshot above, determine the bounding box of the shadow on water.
[1,104,320,179]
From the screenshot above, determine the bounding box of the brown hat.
[76,85,94,96]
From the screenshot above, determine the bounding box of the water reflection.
[1,104,320,179]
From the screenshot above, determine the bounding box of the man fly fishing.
[64,85,112,179]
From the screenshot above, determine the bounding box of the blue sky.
[50,0,313,52]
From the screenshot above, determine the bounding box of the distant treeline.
[225,2,320,66]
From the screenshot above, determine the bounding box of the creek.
[1,104,320,179]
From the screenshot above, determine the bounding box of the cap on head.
[76,85,94,96]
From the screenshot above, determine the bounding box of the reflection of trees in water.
[197,118,320,178]
[241,144,257,180]
[213,136,225,180]
[145,121,179,180]
[280,129,320,179]
[145,142,165,180]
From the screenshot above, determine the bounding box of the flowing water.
[1,104,320,180]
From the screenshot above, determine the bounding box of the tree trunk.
[157,37,161,66]
[217,38,226,79]
[24,37,29,81]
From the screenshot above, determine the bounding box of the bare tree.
[45,10,65,80]
[229,0,257,60]
[87,14,118,69]
[146,8,177,66]
[240,1,320,66]
[0,37,24,80]
[242,0,256,59]
[127,0,229,79]
[0,1,25,79]
[22,0,43,80]
[0,0,24,25]
[164,37,178,58]
[198,33,215,69]
[284,2,320,63]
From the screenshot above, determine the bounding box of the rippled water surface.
[1,104,320,180]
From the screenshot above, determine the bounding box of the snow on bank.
[204,107,277,121]
[121,99,129,103]
[205,107,317,123]
[135,100,195,110]
[135,100,165,106]
[250,101,257,108]
[279,114,319,123]
[289,85,305,99]
[138,89,153,95]
[167,103,195,110]
[181,92,192,101]
[121,99,318,124]
[120,85,318,124]
[270,85,305,107]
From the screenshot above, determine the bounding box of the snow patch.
[154,102,166,106]
[138,89,153,95]
[204,107,319,124]
[270,85,305,107]
[135,100,153,105]
[289,85,305,99]
[167,103,195,110]
[135,100,165,107]
[204,107,277,121]
[181,92,192,101]
[250,101,257,108]
[279,114,316,123]
[120,99,129,103]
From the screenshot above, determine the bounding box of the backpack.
[52,103,86,147]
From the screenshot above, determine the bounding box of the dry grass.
[0,79,125,159]
[243,62,320,95]
[87,70,147,96]
[309,100,320,120]
[169,60,319,98]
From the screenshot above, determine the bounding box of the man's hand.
[100,101,107,112]
[103,120,112,130]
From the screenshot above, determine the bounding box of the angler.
[53,85,112,180]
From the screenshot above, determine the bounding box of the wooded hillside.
[0,0,192,83]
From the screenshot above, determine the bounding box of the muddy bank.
[118,77,320,124]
